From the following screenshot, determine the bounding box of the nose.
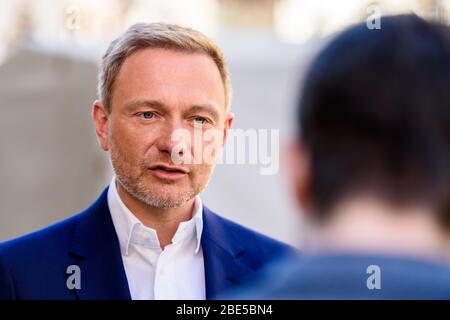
[155,120,191,161]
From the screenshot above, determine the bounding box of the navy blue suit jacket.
[0,187,295,300]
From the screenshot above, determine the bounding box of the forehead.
[111,47,226,112]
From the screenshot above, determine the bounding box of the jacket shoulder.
[0,188,109,259]
[0,212,88,300]
[0,211,86,263]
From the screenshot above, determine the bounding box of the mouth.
[148,164,189,180]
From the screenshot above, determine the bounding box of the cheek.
[110,119,134,145]
[190,164,215,187]
[110,120,155,160]
[111,129,136,159]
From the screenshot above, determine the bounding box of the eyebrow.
[123,99,169,113]
[186,104,220,122]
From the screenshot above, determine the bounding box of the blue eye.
[141,112,154,119]
[194,117,207,125]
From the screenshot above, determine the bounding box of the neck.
[116,181,196,249]
[303,196,447,262]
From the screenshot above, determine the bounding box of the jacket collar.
[68,187,254,300]
[68,187,131,300]
[201,206,255,299]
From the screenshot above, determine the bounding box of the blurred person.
[0,23,295,300]
[234,14,450,299]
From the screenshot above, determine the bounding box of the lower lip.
[149,168,187,180]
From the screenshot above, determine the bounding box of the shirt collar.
[107,177,203,256]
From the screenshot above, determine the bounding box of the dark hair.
[298,14,450,221]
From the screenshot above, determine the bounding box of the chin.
[146,187,196,206]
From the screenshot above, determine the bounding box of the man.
[236,15,450,299]
[0,23,294,300]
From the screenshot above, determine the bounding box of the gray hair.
[97,22,231,112]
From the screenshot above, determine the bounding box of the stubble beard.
[110,147,200,209]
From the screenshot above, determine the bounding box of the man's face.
[94,48,232,208]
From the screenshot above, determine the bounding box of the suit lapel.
[66,192,255,300]
[201,207,256,299]
[68,188,131,300]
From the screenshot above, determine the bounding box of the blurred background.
[0,0,448,244]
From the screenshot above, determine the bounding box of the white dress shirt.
[107,177,206,300]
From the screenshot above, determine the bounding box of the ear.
[221,112,234,148]
[92,100,110,151]
[287,137,312,214]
